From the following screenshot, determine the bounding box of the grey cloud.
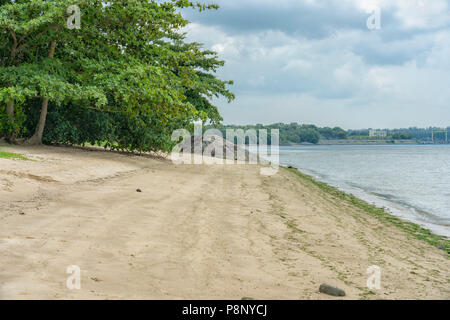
[184,1,367,39]
[183,0,432,40]
[184,1,446,67]
[182,0,450,128]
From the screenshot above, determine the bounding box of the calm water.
[279,145,450,237]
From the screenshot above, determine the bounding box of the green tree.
[1,0,232,149]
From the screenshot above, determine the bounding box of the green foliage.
[318,127,348,140]
[215,123,347,145]
[0,150,28,160]
[1,0,234,150]
[0,102,26,136]
[349,128,441,141]
[347,131,413,141]
[22,97,194,152]
[391,132,413,140]
[348,129,370,137]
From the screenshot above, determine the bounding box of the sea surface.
[278,145,450,237]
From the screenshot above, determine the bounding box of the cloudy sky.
[182,0,450,129]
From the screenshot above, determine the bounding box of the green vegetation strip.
[285,167,450,256]
[0,150,28,160]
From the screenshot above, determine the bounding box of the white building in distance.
[369,129,387,137]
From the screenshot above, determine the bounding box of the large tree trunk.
[26,98,49,145]
[26,40,57,145]
[4,100,15,142]
[5,28,18,142]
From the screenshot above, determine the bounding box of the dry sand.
[0,144,449,299]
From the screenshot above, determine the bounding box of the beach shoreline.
[281,164,450,239]
[0,144,449,299]
[283,167,449,250]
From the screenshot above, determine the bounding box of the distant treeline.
[214,123,347,144]
[348,127,450,142]
[211,124,449,145]
[348,130,412,140]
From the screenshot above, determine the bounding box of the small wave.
[343,183,449,228]
[285,162,450,237]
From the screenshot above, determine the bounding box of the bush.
[22,101,183,153]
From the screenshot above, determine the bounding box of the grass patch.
[284,167,450,256]
[0,150,28,160]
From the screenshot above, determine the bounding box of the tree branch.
[8,27,18,61]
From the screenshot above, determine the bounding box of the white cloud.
[395,0,449,29]
[183,0,450,128]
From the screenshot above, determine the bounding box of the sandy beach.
[0,144,449,300]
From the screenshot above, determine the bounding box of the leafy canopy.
[1,0,233,150]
